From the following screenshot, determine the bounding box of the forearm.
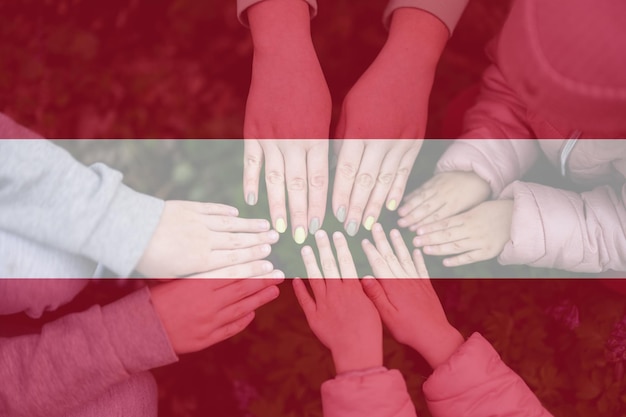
[247,0,314,54]
[0,139,164,276]
[0,288,177,417]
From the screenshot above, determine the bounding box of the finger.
[411,204,463,231]
[332,232,359,279]
[206,245,273,270]
[389,229,418,277]
[219,285,280,323]
[344,141,386,236]
[332,140,365,224]
[306,141,329,236]
[315,230,341,279]
[284,145,309,244]
[219,276,285,305]
[397,199,446,229]
[210,230,279,250]
[263,145,288,234]
[243,140,263,206]
[301,245,328,302]
[415,216,465,237]
[386,141,421,212]
[412,227,466,249]
[207,311,256,347]
[442,250,486,267]
[422,239,477,257]
[362,149,403,231]
[360,276,395,316]
[203,216,271,233]
[362,239,394,278]
[371,223,406,278]
[412,249,430,279]
[293,278,317,316]
[183,202,240,217]
[190,260,275,278]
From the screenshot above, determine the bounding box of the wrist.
[409,325,465,370]
[331,345,383,375]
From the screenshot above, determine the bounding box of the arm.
[0,287,178,417]
[0,139,163,277]
[424,333,554,417]
[498,179,626,273]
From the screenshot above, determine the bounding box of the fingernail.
[263,262,273,272]
[259,219,270,230]
[309,217,320,235]
[276,218,287,234]
[273,270,285,279]
[364,216,375,231]
[268,230,279,241]
[336,206,346,223]
[413,237,421,246]
[246,192,256,206]
[346,221,358,237]
[294,227,307,245]
[387,200,397,211]
[261,244,271,254]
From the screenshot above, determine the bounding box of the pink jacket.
[0,279,178,417]
[436,139,626,273]
[321,333,553,417]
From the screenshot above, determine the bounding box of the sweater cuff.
[80,181,164,277]
[383,0,469,34]
[101,286,178,374]
[237,0,318,27]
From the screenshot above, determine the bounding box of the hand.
[398,171,492,231]
[412,200,514,267]
[150,275,284,354]
[243,139,329,244]
[360,223,464,369]
[136,201,279,278]
[293,230,383,374]
[332,139,422,237]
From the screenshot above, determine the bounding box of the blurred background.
[2,0,626,416]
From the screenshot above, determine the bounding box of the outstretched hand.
[293,230,383,374]
[136,201,280,278]
[360,223,464,369]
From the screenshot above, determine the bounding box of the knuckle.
[309,174,327,189]
[227,252,240,265]
[321,259,336,273]
[288,177,307,192]
[356,173,374,189]
[339,163,357,180]
[396,167,410,177]
[266,170,285,185]
[383,254,398,264]
[245,155,261,168]
[350,205,364,216]
[377,172,394,185]
[373,257,388,270]
[452,241,463,251]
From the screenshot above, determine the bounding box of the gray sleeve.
[383,0,470,34]
[0,139,164,277]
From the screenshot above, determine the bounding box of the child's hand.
[412,200,514,267]
[398,171,491,231]
[150,275,284,354]
[360,224,464,369]
[293,230,383,374]
[332,139,423,237]
[136,201,279,278]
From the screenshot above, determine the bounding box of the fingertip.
[301,245,313,256]
[387,199,398,212]
[245,192,256,207]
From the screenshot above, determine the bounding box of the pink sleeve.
[382,0,469,34]
[237,0,317,27]
[498,179,626,273]
[321,368,418,417]
[424,333,553,417]
[0,287,178,417]
[435,139,540,197]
